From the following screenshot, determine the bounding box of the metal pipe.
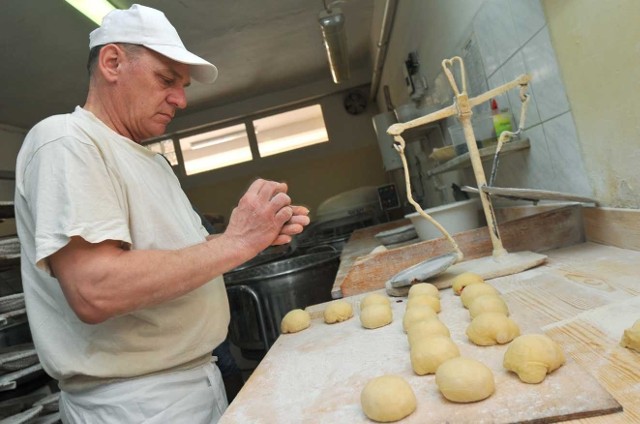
[369,0,398,102]
[226,284,271,351]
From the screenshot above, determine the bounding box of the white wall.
[543,0,640,208]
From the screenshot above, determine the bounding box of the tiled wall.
[469,0,593,198]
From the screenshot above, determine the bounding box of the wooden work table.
[220,205,640,423]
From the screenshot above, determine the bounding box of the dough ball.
[323,300,354,324]
[407,319,450,347]
[410,335,460,375]
[403,306,438,332]
[361,375,417,422]
[408,283,440,299]
[435,357,495,403]
[466,312,520,346]
[452,272,485,295]
[361,304,393,329]
[620,319,640,353]
[503,334,565,384]
[281,309,311,334]
[406,294,441,313]
[460,283,499,308]
[468,295,509,319]
[360,293,391,311]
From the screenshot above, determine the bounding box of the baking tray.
[0,343,38,372]
[374,224,418,246]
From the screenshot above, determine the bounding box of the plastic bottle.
[491,99,513,138]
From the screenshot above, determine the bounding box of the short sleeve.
[22,136,132,273]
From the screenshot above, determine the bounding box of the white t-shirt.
[14,106,229,392]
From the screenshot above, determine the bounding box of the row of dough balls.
[405,283,495,405]
[280,291,396,335]
[455,272,566,384]
[363,275,568,422]
[280,299,356,334]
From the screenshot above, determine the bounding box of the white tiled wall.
[469,0,593,199]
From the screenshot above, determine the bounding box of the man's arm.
[49,179,309,324]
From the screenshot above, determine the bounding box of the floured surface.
[221,284,621,424]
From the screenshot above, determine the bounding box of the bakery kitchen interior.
[1,0,639,423]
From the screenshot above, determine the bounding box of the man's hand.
[223,179,310,257]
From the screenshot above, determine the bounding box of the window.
[179,124,251,175]
[146,138,178,166]
[173,102,330,176]
[254,104,328,157]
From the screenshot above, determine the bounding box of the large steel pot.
[224,251,340,358]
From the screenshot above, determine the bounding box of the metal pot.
[224,251,340,358]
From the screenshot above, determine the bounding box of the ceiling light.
[64,0,116,25]
[318,4,350,84]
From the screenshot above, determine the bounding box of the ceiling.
[0,0,377,131]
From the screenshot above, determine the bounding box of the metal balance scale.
[382,56,594,295]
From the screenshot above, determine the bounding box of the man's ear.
[97,44,123,83]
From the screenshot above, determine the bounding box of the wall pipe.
[369,0,398,103]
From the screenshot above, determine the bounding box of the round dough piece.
[503,334,565,384]
[466,312,520,345]
[361,375,417,422]
[468,295,509,319]
[406,294,441,313]
[620,319,640,353]
[324,300,354,324]
[452,272,485,295]
[460,283,499,308]
[281,309,311,334]
[361,304,393,329]
[408,283,440,299]
[410,335,460,375]
[435,357,495,403]
[360,293,391,311]
[403,306,438,332]
[407,319,450,347]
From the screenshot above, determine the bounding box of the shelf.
[0,171,15,181]
[426,138,530,177]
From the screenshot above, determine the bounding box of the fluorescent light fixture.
[188,130,248,150]
[65,0,116,25]
[318,7,350,84]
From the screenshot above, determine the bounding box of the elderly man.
[14,4,309,423]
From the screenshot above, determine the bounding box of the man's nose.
[168,87,187,109]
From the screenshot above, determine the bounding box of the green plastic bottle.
[491,99,513,137]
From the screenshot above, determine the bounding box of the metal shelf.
[426,138,530,177]
[0,171,15,181]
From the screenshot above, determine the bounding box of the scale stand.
[384,56,549,296]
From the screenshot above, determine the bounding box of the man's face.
[117,47,191,142]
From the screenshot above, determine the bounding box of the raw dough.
[360,293,391,311]
[410,335,460,375]
[408,283,440,299]
[621,319,640,352]
[361,304,393,329]
[403,306,437,332]
[361,375,417,422]
[503,334,565,384]
[407,318,450,347]
[466,312,520,345]
[323,300,354,324]
[435,357,495,403]
[452,272,485,295]
[468,295,509,319]
[406,294,441,313]
[460,283,499,308]
[281,309,311,334]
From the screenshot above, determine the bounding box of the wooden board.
[386,251,548,296]
[583,207,640,251]
[337,205,584,298]
[221,285,621,424]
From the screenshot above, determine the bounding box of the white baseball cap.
[89,4,218,84]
